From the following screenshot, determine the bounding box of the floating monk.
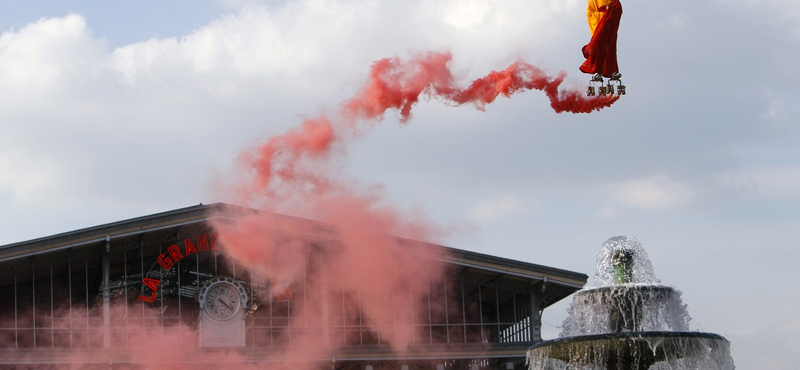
[581,0,625,95]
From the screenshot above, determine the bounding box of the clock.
[198,277,248,322]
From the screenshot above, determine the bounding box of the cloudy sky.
[1,0,798,368]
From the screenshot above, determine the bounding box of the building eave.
[0,202,587,292]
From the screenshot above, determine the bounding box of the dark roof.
[0,203,588,290]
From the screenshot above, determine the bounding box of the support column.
[321,238,332,347]
[320,259,330,346]
[529,281,544,343]
[103,236,111,348]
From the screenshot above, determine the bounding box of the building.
[0,203,587,369]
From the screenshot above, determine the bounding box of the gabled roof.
[0,202,587,301]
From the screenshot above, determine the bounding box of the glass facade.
[0,205,586,369]
[0,224,538,349]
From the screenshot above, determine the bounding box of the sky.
[0,0,798,368]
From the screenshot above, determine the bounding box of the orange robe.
[580,0,622,78]
[587,0,609,35]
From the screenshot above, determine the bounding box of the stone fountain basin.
[528,331,729,368]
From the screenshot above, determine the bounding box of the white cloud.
[715,0,800,37]
[598,166,800,219]
[608,175,698,212]
[0,13,109,106]
[667,13,689,30]
[595,204,617,220]
[0,152,78,209]
[730,165,800,201]
[3,1,580,238]
[438,0,492,29]
[109,3,376,92]
[469,195,529,222]
[760,91,799,131]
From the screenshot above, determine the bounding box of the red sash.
[580,0,622,78]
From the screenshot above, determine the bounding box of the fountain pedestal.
[526,237,734,370]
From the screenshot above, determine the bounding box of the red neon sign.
[156,234,219,270]
[137,232,294,302]
[138,233,218,302]
[137,278,161,302]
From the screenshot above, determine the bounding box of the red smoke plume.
[214,50,616,365]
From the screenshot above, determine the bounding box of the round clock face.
[203,282,242,321]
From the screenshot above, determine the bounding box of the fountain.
[527,236,735,370]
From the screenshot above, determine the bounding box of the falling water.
[527,236,735,370]
[561,236,690,337]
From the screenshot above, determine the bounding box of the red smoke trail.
[245,116,337,199]
[451,59,619,113]
[214,51,615,366]
[344,51,618,123]
[242,51,617,199]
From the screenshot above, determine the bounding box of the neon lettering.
[211,234,219,250]
[167,245,184,262]
[141,233,225,300]
[138,278,161,302]
[157,253,173,269]
[142,278,161,291]
[196,234,209,251]
[138,292,157,302]
[184,238,198,255]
